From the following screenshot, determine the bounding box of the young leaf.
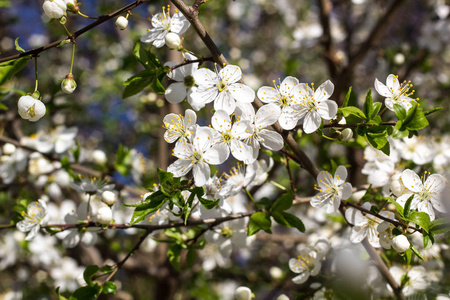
[408,211,430,233]
[272,211,305,232]
[102,282,117,295]
[339,106,366,120]
[271,190,294,212]
[342,86,352,108]
[403,194,414,219]
[71,286,102,300]
[168,244,182,271]
[385,197,404,218]
[0,56,32,86]
[410,246,424,261]
[429,218,450,235]
[393,104,406,120]
[422,231,434,249]
[363,89,373,121]
[248,212,271,236]
[83,265,100,287]
[14,37,26,53]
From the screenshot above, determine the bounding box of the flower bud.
[165,32,181,49]
[65,0,79,14]
[97,206,113,225]
[392,235,410,252]
[115,16,129,30]
[92,149,107,165]
[42,0,67,19]
[61,74,77,94]
[339,128,353,142]
[389,173,406,197]
[2,143,16,155]
[18,95,46,122]
[235,286,252,300]
[102,190,117,206]
[269,266,283,280]
[276,295,289,300]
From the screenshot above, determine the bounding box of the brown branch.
[171,56,214,71]
[0,0,150,64]
[317,0,338,78]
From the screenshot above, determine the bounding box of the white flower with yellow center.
[388,265,429,296]
[292,80,338,134]
[397,169,446,220]
[140,6,190,48]
[256,76,301,130]
[211,110,254,162]
[168,127,228,186]
[289,247,321,284]
[374,74,417,111]
[311,165,353,213]
[16,200,49,241]
[235,102,283,164]
[345,202,395,248]
[18,95,46,122]
[191,64,255,114]
[163,109,197,146]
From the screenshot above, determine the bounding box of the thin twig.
[0,0,150,64]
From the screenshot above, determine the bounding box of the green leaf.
[132,42,163,69]
[410,246,424,261]
[408,211,430,233]
[404,103,429,131]
[423,107,442,116]
[342,86,352,107]
[102,282,117,295]
[248,212,271,236]
[186,247,196,268]
[199,197,220,210]
[272,211,305,232]
[365,132,389,154]
[405,248,412,265]
[56,287,69,300]
[271,190,294,212]
[339,106,366,120]
[122,69,158,98]
[393,104,406,120]
[57,39,70,48]
[125,190,168,225]
[168,244,182,271]
[392,120,408,139]
[385,196,404,218]
[83,265,100,287]
[403,194,414,219]
[15,38,26,53]
[371,102,382,119]
[363,89,373,121]
[71,286,102,300]
[422,231,434,249]
[0,56,32,86]
[429,218,450,235]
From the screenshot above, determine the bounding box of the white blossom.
[42,0,67,19]
[374,74,416,111]
[396,169,446,220]
[16,200,49,240]
[391,235,410,252]
[115,16,128,30]
[140,7,190,48]
[311,165,353,213]
[163,109,197,146]
[18,95,46,122]
[191,64,255,114]
[292,80,338,134]
[388,265,429,296]
[168,127,228,186]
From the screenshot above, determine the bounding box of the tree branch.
[0,0,150,64]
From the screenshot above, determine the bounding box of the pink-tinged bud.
[165,32,181,49]
[61,74,77,94]
[115,16,129,30]
[392,235,410,252]
[66,0,79,13]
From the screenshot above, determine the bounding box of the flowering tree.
[0,0,449,299]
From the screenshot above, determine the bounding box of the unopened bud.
[61,74,77,94]
[339,128,353,142]
[2,143,16,155]
[115,16,128,30]
[92,149,107,165]
[389,173,406,197]
[97,206,113,225]
[102,190,117,206]
[165,32,181,49]
[276,295,289,300]
[392,235,410,252]
[235,286,252,300]
[60,16,67,24]
[66,0,79,13]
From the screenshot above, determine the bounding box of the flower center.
[28,105,36,118]
[222,131,233,144]
[184,75,195,87]
[218,81,227,92]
